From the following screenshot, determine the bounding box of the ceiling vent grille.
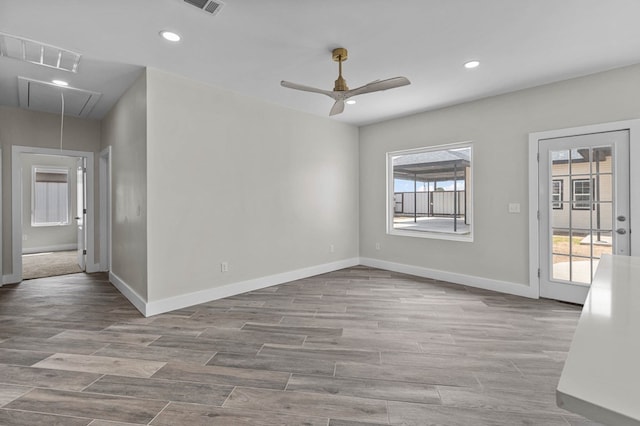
[0,32,81,73]
[183,0,224,16]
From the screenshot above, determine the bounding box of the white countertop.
[557,254,640,426]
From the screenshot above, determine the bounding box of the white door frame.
[10,145,96,283]
[99,146,111,272]
[76,156,87,270]
[529,119,640,298]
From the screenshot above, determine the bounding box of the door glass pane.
[552,254,571,282]
[571,200,591,230]
[571,256,592,284]
[551,229,571,256]
[551,150,570,176]
[590,230,613,259]
[594,173,612,202]
[593,146,612,173]
[570,231,591,259]
[592,202,613,232]
[569,148,590,175]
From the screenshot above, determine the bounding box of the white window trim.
[31,165,71,227]
[552,179,564,210]
[571,178,592,211]
[386,141,474,242]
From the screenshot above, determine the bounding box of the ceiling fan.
[281,47,411,116]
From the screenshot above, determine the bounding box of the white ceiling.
[2,0,640,125]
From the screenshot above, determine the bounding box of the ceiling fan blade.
[329,99,345,116]
[281,80,337,98]
[345,76,411,98]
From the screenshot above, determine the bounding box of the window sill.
[31,223,71,227]
[388,228,473,242]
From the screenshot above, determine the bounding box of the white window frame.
[552,179,563,210]
[31,166,71,227]
[572,178,593,211]
[386,141,473,242]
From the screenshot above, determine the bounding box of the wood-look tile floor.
[0,267,603,425]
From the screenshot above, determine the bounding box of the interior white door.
[538,130,630,304]
[76,157,86,271]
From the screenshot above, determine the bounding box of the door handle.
[616,228,627,235]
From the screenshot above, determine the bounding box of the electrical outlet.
[508,203,521,213]
[221,261,229,272]
[330,244,335,253]
[375,242,380,250]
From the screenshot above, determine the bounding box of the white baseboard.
[360,257,538,299]
[22,244,78,254]
[86,263,100,274]
[144,257,360,317]
[2,273,20,285]
[107,256,535,317]
[109,271,148,316]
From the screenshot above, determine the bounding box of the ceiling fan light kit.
[281,47,410,116]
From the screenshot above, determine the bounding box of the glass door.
[539,131,629,304]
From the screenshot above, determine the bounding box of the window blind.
[35,171,68,183]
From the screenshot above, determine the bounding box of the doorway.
[529,120,640,304]
[99,146,111,272]
[11,146,95,282]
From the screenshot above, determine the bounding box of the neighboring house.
[551,148,613,233]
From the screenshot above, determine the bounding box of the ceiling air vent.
[0,32,81,72]
[183,0,224,15]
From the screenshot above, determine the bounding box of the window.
[32,167,70,226]
[552,179,563,209]
[572,179,592,210]
[387,142,473,241]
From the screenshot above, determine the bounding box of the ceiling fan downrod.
[332,47,349,92]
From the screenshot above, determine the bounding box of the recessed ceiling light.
[52,79,69,86]
[346,99,356,105]
[160,30,181,42]
[464,60,480,69]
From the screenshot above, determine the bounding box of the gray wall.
[100,72,148,300]
[359,63,640,288]
[21,154,78,253]
[0,106,101,277]
[4,62,640,305]
[145,68,359,302]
